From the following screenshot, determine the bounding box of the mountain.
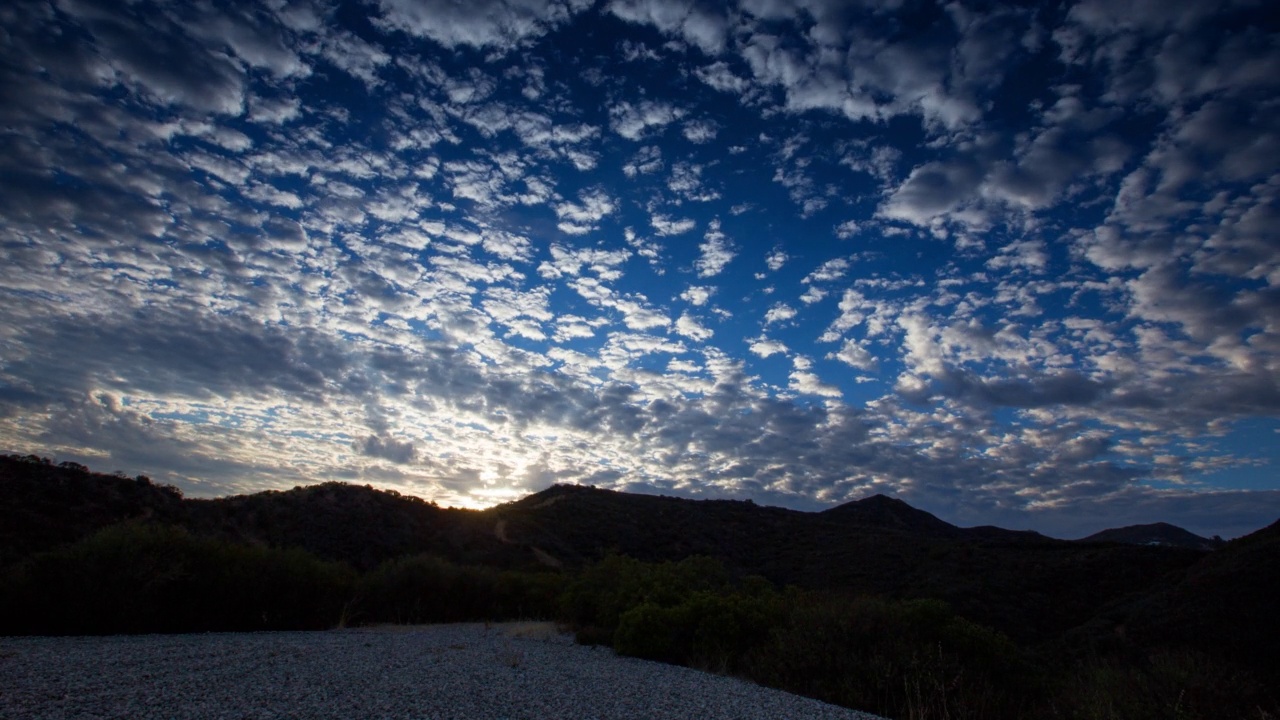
[0,455,1262,650]
[1077,522,1224,550]
[1095,519,1280,685]
[487,483,1203,643]
[819,494,963,538]
[0,455,187,568]
[0,455,518,572]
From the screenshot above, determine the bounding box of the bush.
[743,593,1034,720]
[1049,649,1279,720]
[559,553,744,645]
[356,553,562,624]
[614,589,782,672]
[0,523,356,634]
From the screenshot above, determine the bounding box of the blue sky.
[1,0,1278,538]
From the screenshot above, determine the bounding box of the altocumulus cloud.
[0,0,1278,536]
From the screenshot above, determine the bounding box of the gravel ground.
[0,623,885,719]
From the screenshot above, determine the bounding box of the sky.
[1,0,1278,539]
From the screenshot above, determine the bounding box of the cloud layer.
[1,0,1277,538]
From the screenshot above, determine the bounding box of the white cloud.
[800,286,827,304]
[765,249,788,271]
[879,159,983,226]
[694,61,750,94]
[682,118,718,143]
[695,219,735,277]
[553,314,603,342]
[650,213,697,236]
[835,220,860,239]
[804,258,850,284]
[609,100,686,140]
[607,0,730,55]
[790,370,842,398]
[374,0,590,50]
[668,162,720,202]
[763,303,797,326]
[986,239,1049,273]
[538,244,632,280]
[675,312,713,341]
[623,145,664,177]
[749,336,789,358]
[554,187,616,235]
[829,338,879,371]
[681,286,714,306]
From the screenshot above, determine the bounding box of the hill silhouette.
[819,493,963,537]
[1078,521,1224,550]
[2,454,1274,678]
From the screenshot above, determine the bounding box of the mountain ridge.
[1077,521,1224,550]
[3,455,1273,653]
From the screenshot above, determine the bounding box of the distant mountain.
[2,455,1265,653]
[1101,519,1280,684]
[487,483,1204,643]
[819,494,963,538]
[1077,522,1224,550]
[0,454,518,572]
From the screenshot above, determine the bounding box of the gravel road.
[0,623,885,719]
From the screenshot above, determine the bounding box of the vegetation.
[0,523,355,634]
[356,553,562,624]
[2,454,1277,719]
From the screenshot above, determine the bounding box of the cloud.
[829,338,879,372]
[675,312,713,341]
[804,257,850,284]
[374,0,590,50]
[681,286,714,306]
[682,118,718,143]
[61,0,248,115]
[695,219,735,277]
[790,369,842,398]
[607,0,730,55]
[554,187,617,235]
[623,145,664,177]
[749,336,788,358]
[668,162,720,202]
[609,100,686,140]
[879,159,983,226]
[357,434,417,463]
[763,303,797,326]
[986,240,1048,273]
[764,249,788,271]
[650,213,697,236]
[2,0,1277,538]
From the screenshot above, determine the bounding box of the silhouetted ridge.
[1078,521,1222,550]
[820,493,962,537]
[5,454,1275,656]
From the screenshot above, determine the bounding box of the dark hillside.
[0,455,186,567]
[491,484,1205,643]
[182,483,524,572]
[820,493,962,538]
[1108,520,1280,683]
[0,456,1262,654]
[5,455,1276,719]
[1078,522,1223,550]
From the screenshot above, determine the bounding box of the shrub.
[614,589,782,672]
[356,553,562,624]
[559,553,744,645]
[744,593,1034,720]
[0,523,355,634]
[1049,649,1279,720]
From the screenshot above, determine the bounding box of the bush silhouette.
[356,553,562,624]
[0,523,355,634]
